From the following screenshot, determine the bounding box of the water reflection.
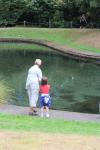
[0,79,14,104]
[0,49,100,113]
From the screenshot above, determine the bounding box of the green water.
[0,50,100,114]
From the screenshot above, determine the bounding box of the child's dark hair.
[41,76,48,85]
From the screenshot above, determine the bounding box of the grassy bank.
[0,113,100,136]
[0,43,53,52]
[0,27,100,53]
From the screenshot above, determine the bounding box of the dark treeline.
[0,0,100,28]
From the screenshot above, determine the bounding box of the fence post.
[99,102,100,114]
[24,20,26,27]
[70,21,73,28]
[49,18,51,28]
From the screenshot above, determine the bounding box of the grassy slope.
[0,27,100,53]
[0,113,100,136]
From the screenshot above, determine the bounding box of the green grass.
[0,27,100,53]
[0,113,100,136]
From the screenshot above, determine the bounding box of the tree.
[0,0,99,28]
[0,0,26,26]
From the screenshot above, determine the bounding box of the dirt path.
[0,131,100,150]
[0,104,100,122]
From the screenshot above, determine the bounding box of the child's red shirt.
[40,84,50,94]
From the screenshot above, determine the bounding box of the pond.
[0,48,100,114]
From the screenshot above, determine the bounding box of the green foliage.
[0,0,26,26]
[52,10,65,27]
[0,0,99,27]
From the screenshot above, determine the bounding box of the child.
[40,76,51,117]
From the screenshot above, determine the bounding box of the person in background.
[40,76,51,118]
[26,59,42,115]
[80,14,87,28]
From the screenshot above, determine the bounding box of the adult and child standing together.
[25,59,51,118]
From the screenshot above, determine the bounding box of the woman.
[26,59,42,115]
[80,14,87,28]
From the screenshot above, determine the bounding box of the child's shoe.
[40,113,44,118]
[46,113,50,118]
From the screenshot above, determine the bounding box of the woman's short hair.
[35,59,42,66]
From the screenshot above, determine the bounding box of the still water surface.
[0,50,100,113]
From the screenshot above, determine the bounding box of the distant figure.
[26,59,42,115]
[80,14,87,28]
[40,76,51,118]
